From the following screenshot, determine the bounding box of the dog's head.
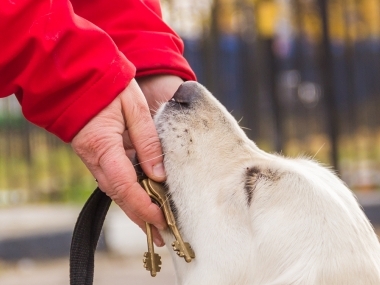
[154,81,265,218]
[154,81,380,285]
[154,81,271,283]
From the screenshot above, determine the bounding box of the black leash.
[70,159,145,285]
[70,187,112,285]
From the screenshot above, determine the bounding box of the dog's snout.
[172,81,201,104]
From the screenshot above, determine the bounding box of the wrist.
[137,75,184,114]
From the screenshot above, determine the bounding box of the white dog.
[154,81,380,285]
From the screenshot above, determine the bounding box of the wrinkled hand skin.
[71,77,182,247]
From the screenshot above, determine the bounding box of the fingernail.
[153,163,166,178]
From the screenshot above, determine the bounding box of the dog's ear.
[244,167,279,206]
[244,167,261,206]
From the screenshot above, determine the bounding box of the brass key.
[140,179,195,263]
[143,221,162,276]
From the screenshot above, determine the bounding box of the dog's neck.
[162,180,255,285]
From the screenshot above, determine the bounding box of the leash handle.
[70,187,112,285]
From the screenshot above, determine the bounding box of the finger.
[74,130,166,228]
[151,225,165,247]
[97,140,167,229]
[119,79,166,182]
[123,206,165,247]
[90,166,166,247]
[79,143,166,232]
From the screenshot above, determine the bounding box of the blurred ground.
[0,254,176,285]
[0,204,177,285]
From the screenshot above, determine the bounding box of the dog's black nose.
[172,81,200,104]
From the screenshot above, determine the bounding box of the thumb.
[120,79,166,181]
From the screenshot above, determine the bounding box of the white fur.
[154,82,380,285]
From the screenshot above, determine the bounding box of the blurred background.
[1,0,380,283]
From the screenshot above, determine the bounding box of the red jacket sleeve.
[0,0,135,142]
[70,0,196,80]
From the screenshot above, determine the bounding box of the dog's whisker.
[155,99,167,105]
[131,144,184,167]
[149,107,158,113]
[157,193,173,212]
[312,143,325,160]
[132,151,173,167]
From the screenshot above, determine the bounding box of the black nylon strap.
[70,187,112,285]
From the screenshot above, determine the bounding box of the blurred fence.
[166,0,380,190]
[1,0,380,205]
[0,98,94,205]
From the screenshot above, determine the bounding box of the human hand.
[137,74,184,115]
[122,75,184,161]
[71,79,167,246]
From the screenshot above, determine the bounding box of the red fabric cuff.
[127,44,197,81]
[46,53,135,142]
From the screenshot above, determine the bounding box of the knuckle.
[72,132,111,166]
[109,178,135,208]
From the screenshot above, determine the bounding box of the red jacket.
[0,0,196,142]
